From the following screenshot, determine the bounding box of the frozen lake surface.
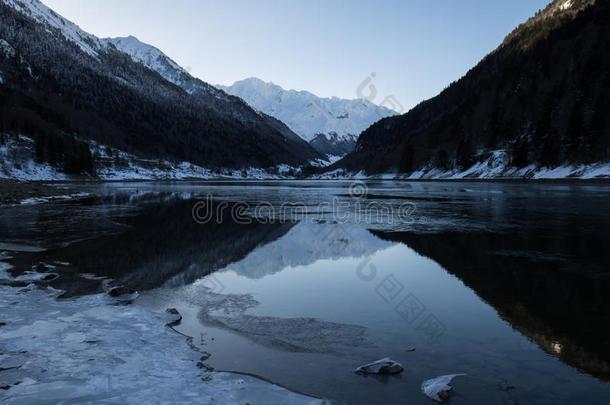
[1,180,610,404]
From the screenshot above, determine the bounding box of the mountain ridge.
[103,35,226,98]
[218,77,396,157]
[0,0,322,177]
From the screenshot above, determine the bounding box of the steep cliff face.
[337,0,609,176]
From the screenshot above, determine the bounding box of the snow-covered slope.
[2,0,102,56]
[102,36,224,97]
[1,0,322,172]
[316,150,610,180]
[218,78,397,155]
[0,133,306,181]
[2,0,225,97]
[104,36,188,85]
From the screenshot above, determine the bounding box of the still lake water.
[1,180,610,404]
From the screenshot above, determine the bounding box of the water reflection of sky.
[2,181,610,404]
[174,219,610,404]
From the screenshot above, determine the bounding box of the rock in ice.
[421,374,466,402]
[355,357,403,375]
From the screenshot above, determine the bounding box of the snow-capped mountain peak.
[218,77,397,157]
[3,0,103,56]
[103,36,190,89]
[2,0,322,172]
[101,36,228,97]
[3,0,222,97]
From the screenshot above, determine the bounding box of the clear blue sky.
[44,0,550,111]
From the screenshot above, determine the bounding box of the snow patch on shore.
[0,134,303,181]
[20,192,91,205]
[315,151,610,180]
[0,136,67,181]
[96,163,299,181]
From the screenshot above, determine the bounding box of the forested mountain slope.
[335,0,609,178]
[0,0,321,177]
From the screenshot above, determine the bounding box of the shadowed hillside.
[337,0,609,176]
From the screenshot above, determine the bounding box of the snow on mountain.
[3,0,223,97]
[0,38,15,58]
[2,0,103,56]
[218,78,397,146]
[221,222,392,279]
[1,0,362,162]
[103,36,188,85]
[315,151,610,180]
[0,133,306,181]
[3,0,321,170]
[102,36,223,97]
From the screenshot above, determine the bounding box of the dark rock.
[35,263,50,272]
[196,362,214,372]
[165,308,182,326]
[107,286,136,298]
[41,273,59,282]
[309,132,356,157]
[355,358,403,375]
[438,390,450,401]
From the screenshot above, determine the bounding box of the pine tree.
[399,144,415,173]
[436,149,449,170]
[566,101,583,162]
[456,138,475,169]
[511,137,530,168]
[34,134,45,163]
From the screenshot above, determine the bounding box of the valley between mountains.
[1,0,609,181]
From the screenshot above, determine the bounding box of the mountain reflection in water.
[373,230,610,381]
[29,196,296,295]
[1,182,609,404]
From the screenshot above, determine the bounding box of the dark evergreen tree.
[34,134,45,164]
[0,1,320,174]
[456,138,475,169]
[399,144,415,173]
[337,0,610,174]
[566,101,583,162]
[511,136,530,168]
[436,149,449,170]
